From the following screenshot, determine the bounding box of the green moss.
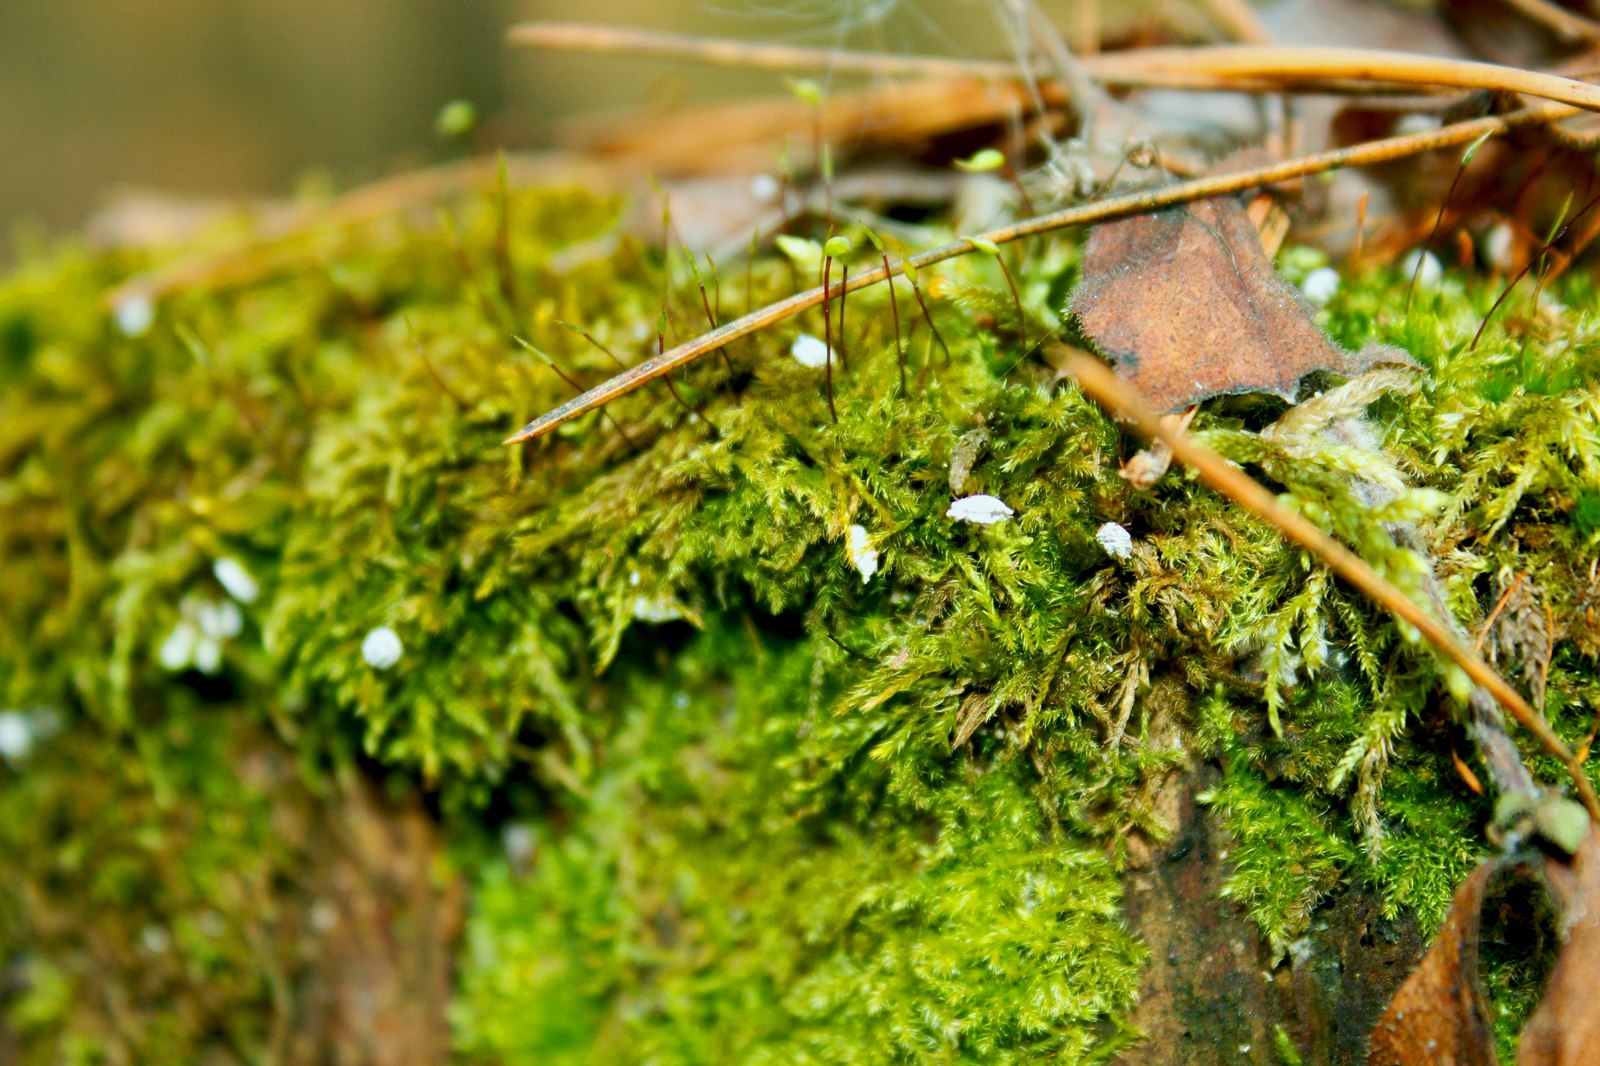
[0,180,1596,1060]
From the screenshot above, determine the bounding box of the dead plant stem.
[1062,351,1600,820]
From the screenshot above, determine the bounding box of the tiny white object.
[196,599,243,641]
[1399,249,1443,288]
[114,294,155,337]
[631,596,683,623]
[194,635,223,676]
[140,925,172,955]
[947,494,1014,525]
[159,621,199,672]
[845,523,879,584]
[362,626,404,670]
[790,333,830,368]
[1483,223,1515,271]
[310,899,340,933]
[213,557,259,603]
[749,173,780,204]
[0,710,33,762]
[1095,521,1134,559]
[502,823,536,867]
[1300,266,1340,308]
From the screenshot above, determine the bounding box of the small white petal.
[114,294,155,337]
[947,494,1014,525]
[1095,521,1134,560]
[213,557,259,603]
[0,711,34,762]
[1399,249,1443,288]
[1300,266,1340,308]
[790,333,830,368]
[194,637,223,676]
[361,626,404,670]
[159,621,199,671]
[845,523,879,584]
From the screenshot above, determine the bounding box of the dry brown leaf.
[1070,190,1407,411]
[1517,827,1600,1065]
[1369,825,1600,1064]
[1368,858,1500,1065]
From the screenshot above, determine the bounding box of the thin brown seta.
[504,101,1572,445]
[880,252,907,396]
[1471,187,1600,350]
[1062,350,1600,821]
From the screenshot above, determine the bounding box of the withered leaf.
[1368,859,1500,1066]
[1517,827,1600,1065]
[1369,824,1600,1066]
[1070,192,1403,412]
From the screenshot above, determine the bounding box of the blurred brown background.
[0,1,1006,237]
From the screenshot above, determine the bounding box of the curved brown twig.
[1063,351,1600,820]
[504,102,1573,444]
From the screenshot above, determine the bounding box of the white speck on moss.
[159,621,199,672]
[140,925,171,955]
[114,294,155,337]
[362,626,403,670]
[947,494,1014,525]
[1484,223,1515,271]
[1399,249,1443,288]
[845,524,879,583]
[750,173,780,204]
[0,711,33,763]
[213,556,259,603]
[1300,266,1340,307]
[632,596,683,623]
[1095,521,1134,559]
[791,334,829,368]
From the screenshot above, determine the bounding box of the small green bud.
[435,99,478,139]
[786,77,823,106]
[954,148,1006,173]
[1535,797,1592,855]
[968,236,1000,256]
[823,236,853,258]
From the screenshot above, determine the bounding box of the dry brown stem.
[1061,351,1600,821]
[511,22,1600,104]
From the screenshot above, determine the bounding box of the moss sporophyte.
[1,173,1598,1061]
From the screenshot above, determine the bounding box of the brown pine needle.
[511,22,1600,105]
[1062,350,1600,821]
[504,101,1571,445]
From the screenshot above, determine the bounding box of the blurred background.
[0,0,1009,237]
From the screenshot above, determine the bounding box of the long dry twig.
[1061,351,1600,821]
[504,101,1574,444]
[511,23,1600,104]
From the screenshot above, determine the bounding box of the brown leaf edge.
[1368,826,1600,1065]
[1368,860,1501,1065]
[1516,826,1600,1066]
